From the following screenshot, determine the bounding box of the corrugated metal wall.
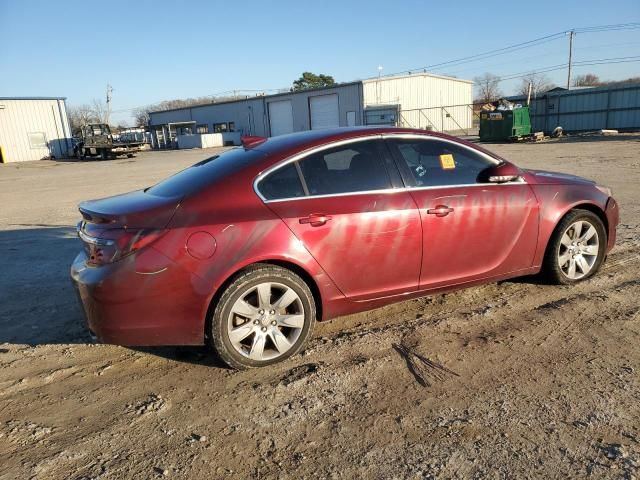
[0,98,72,162]
[148,83,363,142]
[523,84,640,133]
[150,98,268,137]
[362,74,474,131]
[264,83,362,134]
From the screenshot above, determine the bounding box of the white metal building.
[0,97,72,163]
[148,73,473,148]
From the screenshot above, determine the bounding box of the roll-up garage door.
[310,94,339,130]
[268,100,294,136]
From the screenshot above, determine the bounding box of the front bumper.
[70,247,209,346]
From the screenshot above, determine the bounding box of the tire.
[210,264,316,370]
[542,209,607,285]
[100,149,110,160]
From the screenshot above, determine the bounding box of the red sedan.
[71,127,618,369]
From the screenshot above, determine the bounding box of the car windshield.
[147,147,265,198]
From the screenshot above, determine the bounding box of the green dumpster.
[479,107,531,141]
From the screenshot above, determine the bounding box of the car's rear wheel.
[542,209,606,284]
[210,264,316,370]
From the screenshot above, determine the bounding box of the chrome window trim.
[253,135,386,202]
[253,132,523,204]
[380,132,502,167]
[263,187,403,203]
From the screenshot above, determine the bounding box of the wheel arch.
[541,202,608,259]
[203,259,323,343]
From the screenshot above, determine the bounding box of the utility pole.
[567,30,575,89]
[106,83,113,125]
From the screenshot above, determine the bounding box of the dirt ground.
[0,135,639,480]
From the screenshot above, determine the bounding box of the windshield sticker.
[439,154,456,170]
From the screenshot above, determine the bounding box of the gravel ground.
[0,135,639,479]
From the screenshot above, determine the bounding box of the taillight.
[77,222,165,266]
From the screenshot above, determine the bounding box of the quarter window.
[388,139,494,187]
[259,163,305,201]
[298,141,391,196]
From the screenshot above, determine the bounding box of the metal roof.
[360,72,474,85]
[0,96,67,101]
[148,81,361,116]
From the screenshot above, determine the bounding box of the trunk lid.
[78,190,180,229]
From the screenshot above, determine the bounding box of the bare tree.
[518,73,555,97]
[132,107,150,127]
[130,94,251,127]
[573,73,602,87]
[473,73,502,103]
[91,99,109,124]
[67,104,98,134]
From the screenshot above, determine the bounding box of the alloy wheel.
[226,282,305,361]
[558,220,600,280]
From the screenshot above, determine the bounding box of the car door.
[257,138,422,300]
[385,135,539,289]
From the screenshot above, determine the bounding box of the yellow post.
[0,145,6,163]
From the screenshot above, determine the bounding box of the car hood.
[525,169,596,186]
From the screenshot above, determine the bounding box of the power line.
[488,56,640,85]
[379,22,640,80]
[106,22,640,117]
[380,32,568,79]
[574,22,640,33]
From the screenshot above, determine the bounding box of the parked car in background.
[70,127,618,369]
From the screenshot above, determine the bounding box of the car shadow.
[132,346,230,369]
[0,226,91,345]
[0,226,229,367]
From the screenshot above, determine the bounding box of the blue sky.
[1,0,638,125]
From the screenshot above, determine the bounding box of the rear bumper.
[605,197,619,252]
[70,248,208,346]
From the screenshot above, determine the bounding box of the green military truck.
[75,123,144,160]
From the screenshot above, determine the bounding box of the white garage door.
[268,100,294,137]
[310,94,339,130]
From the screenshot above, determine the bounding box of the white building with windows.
[0,97,72,163]
[148,73,473,149]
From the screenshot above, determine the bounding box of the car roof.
[248,127,504,162]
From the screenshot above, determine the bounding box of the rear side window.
[148,148,265,198]
[298,141,391,196]
[259,163,305,200]
[388,139,494,187]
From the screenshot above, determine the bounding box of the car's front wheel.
[543,209,607,284]
[211,264,316,369]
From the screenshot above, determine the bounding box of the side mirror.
[478,162,522,183]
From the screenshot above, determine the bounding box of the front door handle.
[299,213,332,227]
[426,205,454,217]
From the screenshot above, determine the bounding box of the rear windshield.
[147,148,265,198]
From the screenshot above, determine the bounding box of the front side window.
[388,138,494,187]
[298,141,391,196]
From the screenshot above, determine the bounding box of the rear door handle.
[299,213,332,227]
[426,205,454,217]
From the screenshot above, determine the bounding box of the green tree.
[292,72,336,91]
